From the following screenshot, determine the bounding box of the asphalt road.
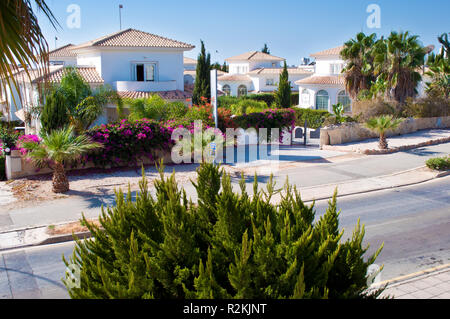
[0,176,449,299]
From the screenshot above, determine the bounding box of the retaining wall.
[319,116,450,147]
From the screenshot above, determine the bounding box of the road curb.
[372,263,450,288]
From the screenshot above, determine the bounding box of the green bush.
[247,93,276,106]
[218,96,240,109]
[293,108,331,129]
[64,163,384,299]
[426,156,450,171]
[230,99,268,115]
[352,99,403,122]
[403,94,450,118]
[291,92,300,106]
[126,95,188,122]
[323,116,357,127]
[40,87,70,134]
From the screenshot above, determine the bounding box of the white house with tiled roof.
[1,28,195,128]
[295,45,352,113]
[218,51,313,97]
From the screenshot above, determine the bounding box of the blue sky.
[36,0,450,66]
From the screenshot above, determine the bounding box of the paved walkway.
[377,265,450,299]
[323,129,450,154]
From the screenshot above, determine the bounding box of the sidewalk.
[375,264,450,299]
[322,129,450,154]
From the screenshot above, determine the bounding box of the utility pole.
[119,4,123,30]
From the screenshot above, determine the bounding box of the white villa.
[217,51,314,97]
[0,28,195,131]
[295,45,352,113]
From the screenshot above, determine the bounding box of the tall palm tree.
[365,115,403,150]
[0,0,58,115]
[23,126,102,193]
[341,32,377,99]
[373,31,426,104]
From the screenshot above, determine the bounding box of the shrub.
[233,108,296,132]
[323,116,357,127]
[87,119,176,168]
[291,92,300,106]
[230,99,268,116]
[126,95,188,122]
[247,93,276,106]
[0,126,20,152]
[15,135,40,155]
[40,87,70,134]
[403,94,450,118]
[63,163,384,299]
[0,155,5,181]
[352,99,403,122]
[293,108,331,129]
[218,95,240,109]
[426,156,450,171]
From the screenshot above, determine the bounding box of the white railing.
[114,80,177,92]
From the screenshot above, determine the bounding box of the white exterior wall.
[315,58,345,76]
[228,62,250,75]
[297,84,347,112]
[218,81,253,97]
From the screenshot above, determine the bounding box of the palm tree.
[0,1,58,115]
[373,31,426,104]
[365,115,403,150]
[23,126,103,193]
[341,32,377,99]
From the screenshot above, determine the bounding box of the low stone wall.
[5,150,173,180]
[320,116,450,147]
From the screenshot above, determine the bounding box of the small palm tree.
[365,115,403,150]
[23,126,103,193]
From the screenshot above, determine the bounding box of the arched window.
[222,85,231,96]
[238,85,247,97]
[337,90,351,112]
[301,89,310,106]
[315,90,329,110]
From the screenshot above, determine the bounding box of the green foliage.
[59,67,92,114]
[352,99,402,122]
[403,93,450,118]
[23,126,102,167]
[192,40,211,105]
[261,43,270,54]
[426,33,450,99]
[0,126,20,150]
[64,162,384,299]
[229,99,267,116]
[293,108,331,129]
[365,115,403,135]
[426,156,450,171]
[323,116,357,127]
[40,87,70,135]
[274,62,292,108]
[126,95,188,122]
[247,93,276,106]
[0,155,5,181]
[332,103,345,123]
[218,95,240,109]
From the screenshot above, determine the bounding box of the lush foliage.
[233,108,296,132]
[0,155,5,181]
[403,93,450,118]
[40,87,71,134]
[0,126,20,152]
[86,119,176,168]
[261,43,270,54]
[125,95,187,122]
[192,41,211,105]
[15,134,40,155]
[229,99,268,116]
[426,156,450,171]
[64,162,384,299]
[274,62,292,108]
[293,109,331,129]
[425,33,450,98]
[365,115,403,149]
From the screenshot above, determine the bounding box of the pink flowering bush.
[15,135,41,156]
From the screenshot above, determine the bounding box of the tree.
[275,61,291,107]
[40,87,70,134]
[0,0,58,117]
[373,31,426,103]
[365,115,403,149]
[23,126,102,193]
[221,62,229,73]
[341,32,377,99]
[63,162,384,299]
[192,40,211,105]
[261,43,270,54]
[425,33,450,98]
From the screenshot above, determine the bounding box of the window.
[266,78,275,86]
[337,90,351,112]
[237,85,247,97]
[222,85,231,96]
[330,63,343,75]
[132,63,157,82]
[316,90,329,110]
[301,89,310,105]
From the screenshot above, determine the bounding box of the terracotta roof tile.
[118,90,192,100]
[48,44,77,58]
[248,67,313,75]
[184,57,197,64]
[225,51,285,62]
[72,28,195,50]
[14,66,104,84]
[217,74,252,82]
[295,75,345,85]
[310,45,345,58]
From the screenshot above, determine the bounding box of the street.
[0,176,449,299]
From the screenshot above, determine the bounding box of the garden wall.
[5,150,173,180]
[319,116,450,147]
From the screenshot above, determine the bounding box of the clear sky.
[36,0,450,66]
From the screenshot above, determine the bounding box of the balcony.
[114,80,177,92]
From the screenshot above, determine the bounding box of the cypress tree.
[192,40,211,105]
[40,87,70,134]
[63,162,385,299]
[261,43,270,54]
[275,61,292,108]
